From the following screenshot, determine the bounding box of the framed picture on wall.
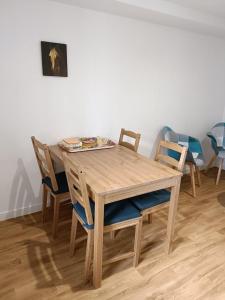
[41,41,68,77]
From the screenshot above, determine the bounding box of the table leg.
[93,197,104,288]
[166,177,181,254]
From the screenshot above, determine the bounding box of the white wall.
[1,0,225,220]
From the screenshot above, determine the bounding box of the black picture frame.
[41,41,68,77]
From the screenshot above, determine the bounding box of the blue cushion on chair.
[73,201,95,229]
[168,149,181,161]
[42,171,69,194]
[131,189,171,211]
[72,199,140,230]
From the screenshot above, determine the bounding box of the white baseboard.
[0,204,42,221]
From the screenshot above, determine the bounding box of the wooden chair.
[162,126,204,197]
[131,140,187,225]
[31,136,70,238]
[63,153,143,282]
[155,140,187,172]
[119,128,141,152]
[186,162,201,197]
[110,128,141,240]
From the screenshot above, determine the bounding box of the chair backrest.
[31,136,58,192]
[155,140,187,172]
[208,122,225,148]
[63,153,93,226]
[162,126,204,164]
[119,128,141,152]
[162,126,179,144]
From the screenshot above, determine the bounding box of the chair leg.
[70,211,78,256]
[49,194,54,219]
[196,166,201,187]
[206,154,217,171]
[147,214,152,224]
[52,197,60,238]
[42,185,48,223]
[216,158,224,185]
[84,231,94,282]
[133,218,143,267]
[189,163,196,198]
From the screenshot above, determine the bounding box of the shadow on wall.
[8,158,41,219]
[149,130,163,159]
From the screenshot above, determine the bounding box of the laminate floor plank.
[1,168,225,299]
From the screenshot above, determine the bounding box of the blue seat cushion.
[72,199,140,230]
[168,149,181,161]
[42,171,69,194]
[131,189,171,211]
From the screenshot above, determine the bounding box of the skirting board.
[0,204,42,221]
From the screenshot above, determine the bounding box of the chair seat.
[42,171,69,194]
[73,199,140,230]
[193,157,204,167]
[131,189,171,211]
[218,151,225,159]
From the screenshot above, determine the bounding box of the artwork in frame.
[41,41,68,77]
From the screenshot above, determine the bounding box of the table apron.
[94,176,180,204]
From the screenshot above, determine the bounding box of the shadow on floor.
[204,167,225,182]
[24,223,137,293]
[25,237,92,293]
[7,198,92,292]
[217,192,225,207]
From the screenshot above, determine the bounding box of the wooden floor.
[1,168,225,300]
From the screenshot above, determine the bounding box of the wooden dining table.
[49,144,182,288]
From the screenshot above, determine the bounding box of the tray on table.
[58,137,116,153]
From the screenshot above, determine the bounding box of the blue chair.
[31,136,70,238]
[131,140,187,225]
[63,154,142,282]
[162,127,204,197]
[207,122,225,185]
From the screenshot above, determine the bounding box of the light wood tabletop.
[50,144,182,288]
